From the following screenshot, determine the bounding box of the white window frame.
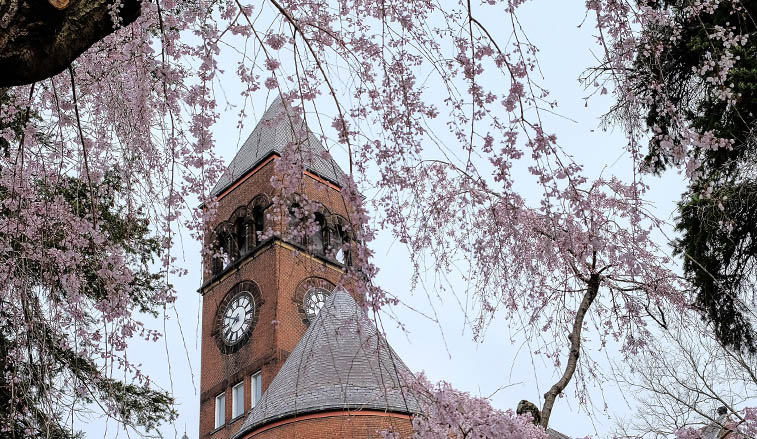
[251,371,262,408]
[214,392,225,429]
[231,381,245,419]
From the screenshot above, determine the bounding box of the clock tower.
[198,97,418,439]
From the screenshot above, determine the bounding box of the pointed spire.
[211,96,346,196]
[232,290,420,438]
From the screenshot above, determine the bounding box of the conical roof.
[232,290,421,438]
[211,96,346,196]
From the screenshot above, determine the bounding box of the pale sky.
[81,1,690,438]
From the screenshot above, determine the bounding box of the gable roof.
[232,290,420,438]
[211,96,347,197]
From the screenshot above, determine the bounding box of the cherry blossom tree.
[0,163,177,435]
[382,374,548,439]
[0,4,224,434]
[587,1,757,434]
[3,0,747,435]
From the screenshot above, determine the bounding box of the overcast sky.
[81,1,690,438]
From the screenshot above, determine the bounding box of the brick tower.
[198,97,418,439]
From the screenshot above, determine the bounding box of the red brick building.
[198,97,418,439]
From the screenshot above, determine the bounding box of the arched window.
[252,205,265,246]
[235,215,250,256]
[289,203,307,246]
[212,224,235,275]
[211,240,224,275]
[249,194,269,248]
[332,219,352,266]
[288,201,329,257]
[311,212,327,255]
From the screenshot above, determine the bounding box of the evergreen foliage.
[0,91,175,437]
[635,0,757,353]
[0,174,176,438]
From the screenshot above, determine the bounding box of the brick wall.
[242,411,414,439]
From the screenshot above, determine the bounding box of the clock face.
[220,291,255,346]
[303,288,330,321]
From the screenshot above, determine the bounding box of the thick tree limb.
[0,0,141,87]
[540,273,601,428]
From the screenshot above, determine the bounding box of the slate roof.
[211,96,347,196]
[547,428,571,439]
[232,290,421,438]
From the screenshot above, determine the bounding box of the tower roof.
[232,290,421,438]
[211,96,347,196]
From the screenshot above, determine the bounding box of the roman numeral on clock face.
[220,291,256,348]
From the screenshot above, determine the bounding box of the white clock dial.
[221,291,255,346]
[303,288,329,321]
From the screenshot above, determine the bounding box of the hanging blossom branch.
[586,0,757,434]
[585,0,749,177]
[0,0,226,434]
[217,0,688,430]
[382,373,548,439]
[0,0,702,434]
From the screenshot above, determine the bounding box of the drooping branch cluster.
[589,0,757,355]
[381,374,548,439]
[0,172,176,436]
[3,0,749,435]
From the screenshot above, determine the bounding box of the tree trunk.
[540,273,600,428]
[0,0,141,87]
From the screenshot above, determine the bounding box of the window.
[288,204,328,255]
[251,371,262,408]
[311,213,326,255]
[252,206,265,246]
[214,392,226,429]
[333,222,351,266]
[211,232,226,275]
[235,217,249,256]
[232,381,245,418]
[212,226,235,275]
[211,241,224,275]
[288,203,308,247]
